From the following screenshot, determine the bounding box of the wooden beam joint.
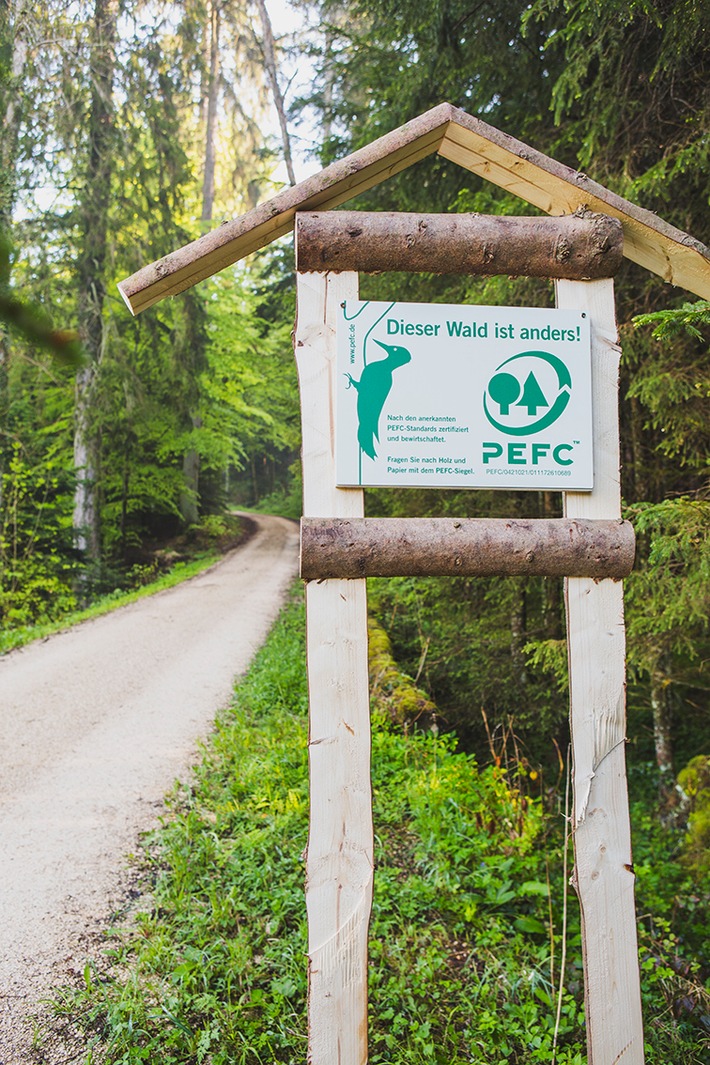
[295,211,624,279]
[300,516,635,579]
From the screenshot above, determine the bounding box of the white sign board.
[336,300,593,490]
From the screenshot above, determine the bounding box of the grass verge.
[50,587,709,1064]
[0,554,222,654]
[0,515,254,655]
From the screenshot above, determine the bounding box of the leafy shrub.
[678,755,710,881]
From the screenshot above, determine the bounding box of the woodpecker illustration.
[345,339,412,459]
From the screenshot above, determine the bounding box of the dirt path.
[0,513,299,1062]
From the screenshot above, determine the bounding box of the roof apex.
[119,103,710,315]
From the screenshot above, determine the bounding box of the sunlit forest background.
[1,0,709,1058]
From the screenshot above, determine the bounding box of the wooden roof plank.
[118,106,452,315]
[440,113,710,298]
[118,102,710,314]
[437,140,562,215]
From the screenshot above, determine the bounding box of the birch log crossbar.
[295,211,624,278]
[556,277,644,1064]
[300,516,635,579]
[294,271,372,1065]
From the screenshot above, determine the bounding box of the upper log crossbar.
[295,211,624,278]
[300,516,635,579]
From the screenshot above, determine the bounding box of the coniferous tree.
[73,0,119,566]
[298,0,709,782]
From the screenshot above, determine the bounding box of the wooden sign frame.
[118,98,710,1064]
[294,214,645,1065]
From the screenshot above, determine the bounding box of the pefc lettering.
[482,441,574,466]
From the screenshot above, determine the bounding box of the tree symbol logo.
[483,350,572,436]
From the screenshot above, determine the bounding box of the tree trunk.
[200,0,220,226]
[0,0,28,223]
[176,5,221,527]
[74,0,119,564]
[510,581,528,690]
[0,0,30,513]
[254,0,297,185]
[295,211,624,277]
[542,491,564,638]
[650,654,674,783]
[320,22,336,147]
[73,367,101,559]
[180,421,201,527]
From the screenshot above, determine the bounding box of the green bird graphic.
[345,339,412,459]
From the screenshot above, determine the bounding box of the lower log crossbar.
[300,516,635,579]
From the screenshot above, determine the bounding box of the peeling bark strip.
[300,516,635,579]
[295,271,372,1065]
[558,278,645,1065]
[295,211,624,278]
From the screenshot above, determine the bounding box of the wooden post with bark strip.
[557,277,644,1064]
[294,270,372,1065]
[295,221,644,1065]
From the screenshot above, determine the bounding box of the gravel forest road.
[0,513,299,1062]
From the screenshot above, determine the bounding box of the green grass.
[49,587,710,1064]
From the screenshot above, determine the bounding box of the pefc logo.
[483,350,572,436]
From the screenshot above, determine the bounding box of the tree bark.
[73,367,101,559]
[0,0,31,514]
[300,516,636,579]
[541,491,564,638]
[200,0,220,226]
[510,581,528,689]
[179,423,201,527]
[178,3,221,529]
[650,654,674,784]
[295,211,624,277]
[0,0,28,223]
[73,0,119,564]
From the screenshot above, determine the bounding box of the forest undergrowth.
[49,586,710,1064]
[0,512,251,654]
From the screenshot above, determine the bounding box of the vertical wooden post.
[294,270,372,1065]
[557,278,645,1064]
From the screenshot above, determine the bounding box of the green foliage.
[368,569,568,768]
[0,513,249,653]
[200,265,299,480]
[0,0,300,621]
[626,498,710,665]
[635,301,710,344]
[0,380,78,627]
[368,614,437,729]
[623,308,710,482]
[301,0,710,785]
[0,232,84,367]
[622,497,709,770]
[677,755,710,882]
[49,592,710,1062]
[524,0,710,212]
[4,0,707,795]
